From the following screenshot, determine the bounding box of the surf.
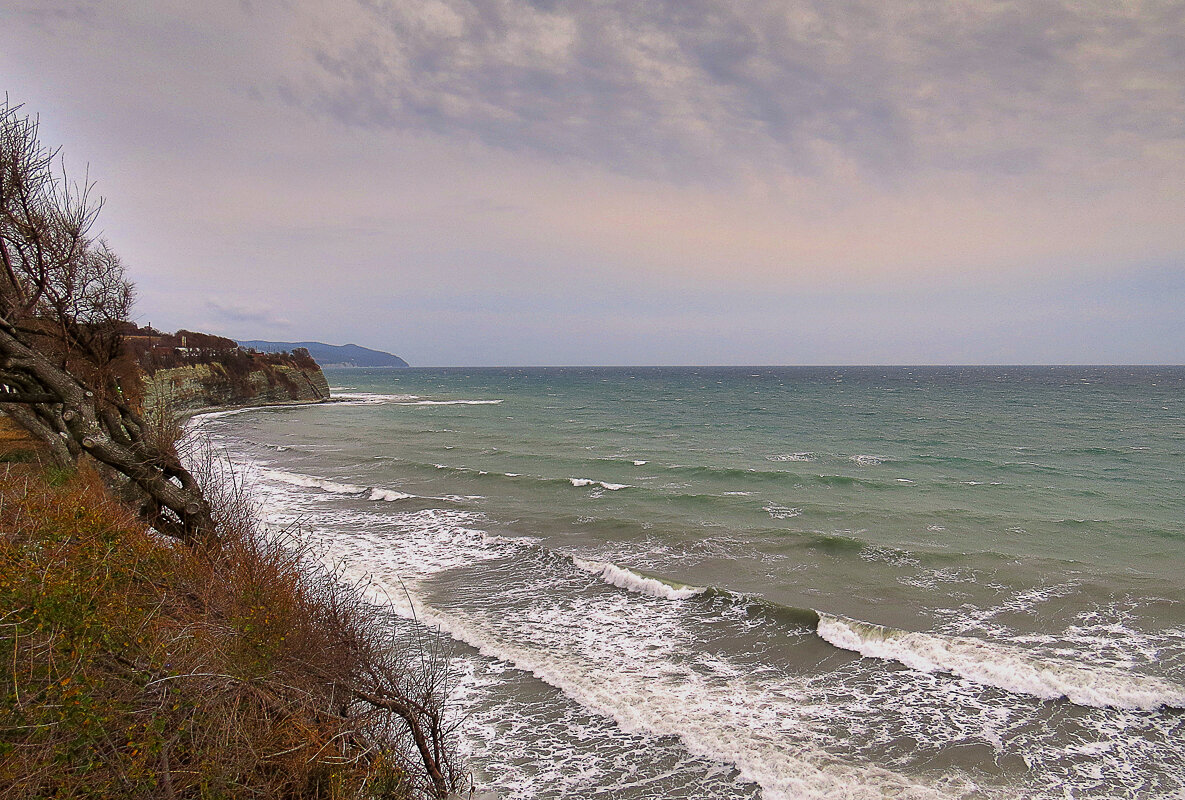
[815,612,1185,711]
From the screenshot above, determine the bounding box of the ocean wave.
[570,478,630,491]
[258,457,1185,716]
[332,392,419,404]
[186,407,260,431]
[764,504,803,520]
[766,453,814,462]
[262,474,1180,797]
[652,462,902,491]
[369,488,416,502]
[189,407,254,422]
[261,469,429,504]
[339,552,969,800]
[334,392,503,407]
[849,454,884,466]
[394,399,504,406]
[815,612,1185,711]
[262,468,368,496]
[571,557,706,601]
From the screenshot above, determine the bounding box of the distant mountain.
[238,340,409,368]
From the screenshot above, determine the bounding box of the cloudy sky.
[3,0,1183,365]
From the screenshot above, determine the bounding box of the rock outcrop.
[142,359,331,414]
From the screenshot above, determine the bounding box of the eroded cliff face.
[142,360,331,414]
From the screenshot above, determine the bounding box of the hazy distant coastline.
[238,340,409,369]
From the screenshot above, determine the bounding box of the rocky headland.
[126,327,332,414]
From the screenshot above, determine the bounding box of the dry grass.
[0,453,461,798]
[0,414,36,463]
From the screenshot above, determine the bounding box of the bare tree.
[350,602,467,799]
[0,98,216,546]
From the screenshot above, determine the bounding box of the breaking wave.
[571,558,707,601]
[570,478,630,490]
[332,392,419,404]
[815,612,1185,711]
[260,469,430,504]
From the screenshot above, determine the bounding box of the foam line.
[395,399,504,406]
[262,469,425,503]
[570,478,630,490]
[815,612,1185,711]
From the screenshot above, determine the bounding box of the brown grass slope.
[0,452,459,798]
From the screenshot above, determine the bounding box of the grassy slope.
[0,456,412,798]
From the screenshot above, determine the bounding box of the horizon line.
[337,363,1185,370]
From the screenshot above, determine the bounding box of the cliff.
[142,359,331,414]
[124,327,332,414]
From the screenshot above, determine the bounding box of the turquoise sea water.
[195,366,1185,799]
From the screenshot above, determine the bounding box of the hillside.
[239,340,409,368]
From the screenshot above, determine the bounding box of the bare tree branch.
[1,98,215,547]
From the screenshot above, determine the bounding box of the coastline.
[177,396,338,424]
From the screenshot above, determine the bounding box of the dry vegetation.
[0,442,465,799]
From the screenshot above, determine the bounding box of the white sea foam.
[632,460,649,466]
[572,558,706,601]
[764,504,803,520]
[352,538,977,800]
[369,488,416,502]
[261,468,368,496]
[570,478,629,490]
[767,453,814,462]
[332,392,420,405]
[260,468,426,504]
[249,456,1118,800]
[186,407,257,431]
[849,455,883,466]
[815,613,1185,711]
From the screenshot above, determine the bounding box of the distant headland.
[238,340,409,368]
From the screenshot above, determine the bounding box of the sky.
[2,0,1183,366]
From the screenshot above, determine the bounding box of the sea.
[191,366,1185,799]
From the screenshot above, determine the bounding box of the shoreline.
[177,396,338,424]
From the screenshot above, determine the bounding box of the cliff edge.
[125,327,331,414]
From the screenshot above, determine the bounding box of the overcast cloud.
[297,0,1185,182]
[1,0,1182,364]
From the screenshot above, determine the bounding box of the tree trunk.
[0,318,218,548]
[1,403,74,467]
